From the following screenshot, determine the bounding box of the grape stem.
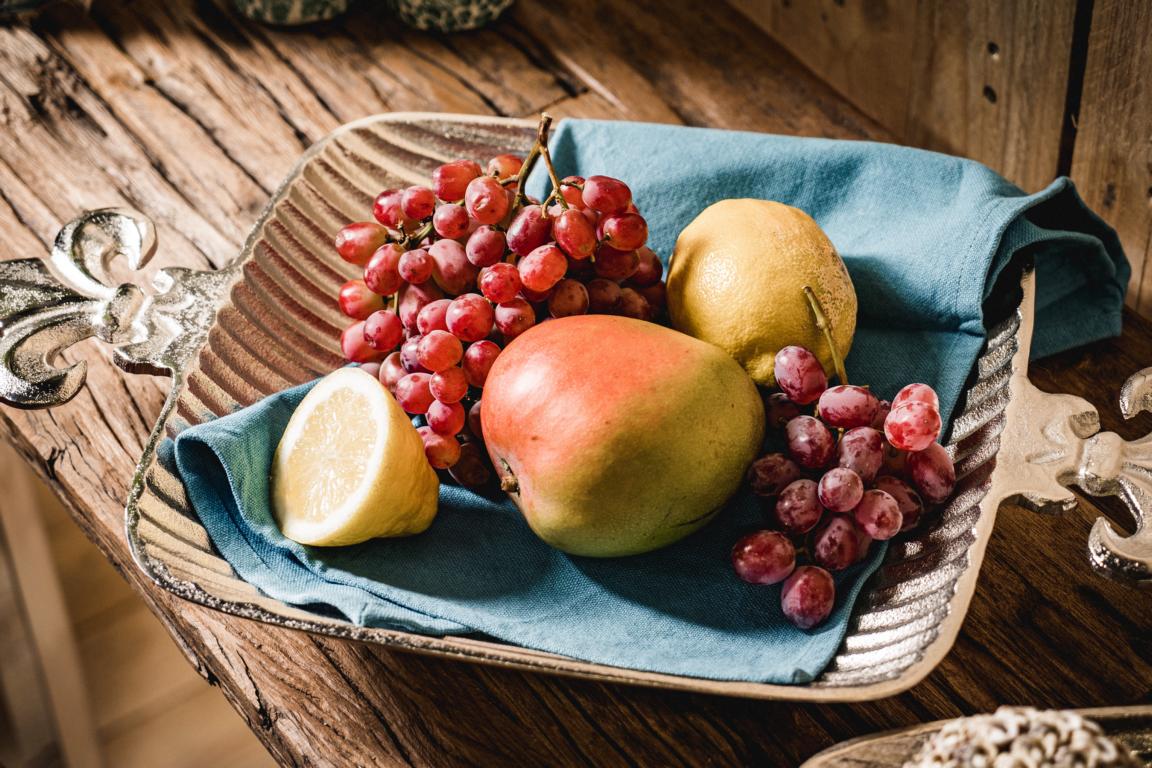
[512,113,552,209]
[537,122,569,210]
[403,221,433,248]
[803,285,848,385]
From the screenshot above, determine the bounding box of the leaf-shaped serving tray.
[1,113,1149,702]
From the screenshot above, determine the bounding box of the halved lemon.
[271,367,439,546]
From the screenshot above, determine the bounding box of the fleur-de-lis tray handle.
[1,208,1148,587]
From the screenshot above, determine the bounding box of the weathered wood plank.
[1069,0,1152,312]
[729,0,1078,194]
[0,0,1149,766]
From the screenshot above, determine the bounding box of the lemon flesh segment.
[271,367,439,547]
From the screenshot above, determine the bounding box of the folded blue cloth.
[173,119,1127,684]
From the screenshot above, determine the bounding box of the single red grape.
[874,475,925,531]
[372,190,405,230]
[341,320,387,364]
[363,309,404,351]
[855,526,873,563]
[629,246,663,287]
[731,531,796,585]
[881,441,909,477]
[432,160,481,202]
[446,293,495,342]
[746,453,801,496]
[466,225,507,268]
[364,243,404,296]
[772,478,823,534]
[486,153,523,181]
[462,340,500,387]
[781,566,835,630]
[427,399,466,436]
[601,212,648,250]
[398,248,434,284]
[432,204,470,239]
[586,278,622,313]
[417,298,452,335]
[558,175,586,209]
[615,287,652,320]
[554,208,597,260]
[853,489,903,540]
[448,441,492,488]
[397,280,445,331]
[582,175,632,214]
[837,426,884,483]
[812,515,861,571]
[429,239,479,295]
[494,297,536,341]
[518,244,567,292]
[417,330,463,372]
[548,279,590,318]
[380,351,406,393]
[593,245,640,281]
[871,399,892,430]
[906,442,956,504]
[335,222,389,267]
[338,279,385,320]
[467,399,483,440]
[884,401,942,451]
[506,204,553,257]
[818,467,864,513]
[417,425,461,468]
[637,282,666,316]
[766,392,801,429]
[478,262,522,304]
[892,383,940,412]
[401,185,436,220]
[399,337,426,373]
[818,385,880,429]
[774,346,827,405]
[396,372,435,415]
[785,415,834,469]
[465,175,509,225]
[430,366,468,403]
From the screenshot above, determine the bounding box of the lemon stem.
[803,285,848,385]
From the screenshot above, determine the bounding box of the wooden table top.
[1,1,1150,765]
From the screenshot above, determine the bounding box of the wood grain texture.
[1069,0,1152,312]
[0,1,1149,766]
[728,0,1078,194]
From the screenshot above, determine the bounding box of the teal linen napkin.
[172,120,1127,684]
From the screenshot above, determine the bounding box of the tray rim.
[120,110,1013,703]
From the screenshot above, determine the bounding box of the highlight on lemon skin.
[271,367,439,547]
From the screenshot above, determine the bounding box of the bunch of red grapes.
[732,345,957,630]
[334,128,665,485]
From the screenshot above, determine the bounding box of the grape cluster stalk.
[334,113,667,483]
[734,342,957,630]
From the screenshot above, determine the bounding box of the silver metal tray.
[1,113,1149,702]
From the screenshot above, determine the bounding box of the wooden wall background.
[729,0,1152,315]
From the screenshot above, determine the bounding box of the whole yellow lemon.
[666,199,856,386]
